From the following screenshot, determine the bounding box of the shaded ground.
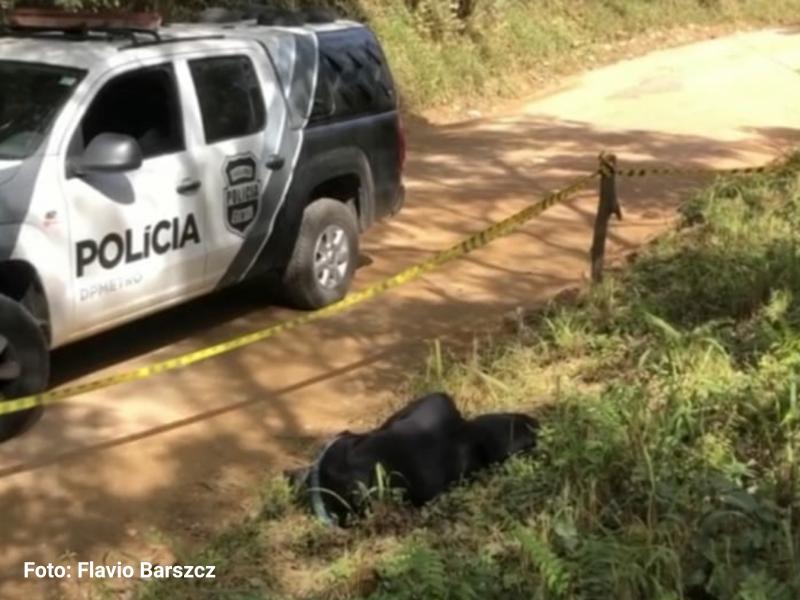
[2,27,800,598]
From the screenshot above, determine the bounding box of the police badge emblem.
[222,153,261,236]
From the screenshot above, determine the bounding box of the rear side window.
[311,28,397,124]
[189,56,266,144]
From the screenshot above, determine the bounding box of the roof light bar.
[7,8,162,31]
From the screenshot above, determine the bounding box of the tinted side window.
[77,64,184,159]
[189,56,266,144]
[311,29,396,123]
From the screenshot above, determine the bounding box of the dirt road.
[3,28,800,598]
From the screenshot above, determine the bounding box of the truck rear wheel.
[0,294,49,441]
[281,198,359,310]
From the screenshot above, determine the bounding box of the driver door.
[60,62,207,337]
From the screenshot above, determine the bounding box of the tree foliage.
[1,0,485,26]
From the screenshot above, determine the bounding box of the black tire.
[197,7,244,23]
[302,8,338,23]
[281,198,359,310]
[0,294,49,442]
[256,9,305,26]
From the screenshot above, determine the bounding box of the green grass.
[133,156,800,599]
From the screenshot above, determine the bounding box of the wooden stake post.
[590,153,623,283]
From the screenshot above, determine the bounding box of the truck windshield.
[0,61,85,160]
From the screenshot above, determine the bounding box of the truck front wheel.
[0,294,49,441]
[281,198,359,310]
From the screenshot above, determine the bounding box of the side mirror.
[69,133,143,177]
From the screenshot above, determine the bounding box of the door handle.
[265,154,285,171]
[176,179,202,195]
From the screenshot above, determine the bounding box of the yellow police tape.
[612,165,773,178]
[0,172,600,417]
[599,154,787,179]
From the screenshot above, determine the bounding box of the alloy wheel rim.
[313,225,350,290]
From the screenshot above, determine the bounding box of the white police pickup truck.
[0,7,405,436]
